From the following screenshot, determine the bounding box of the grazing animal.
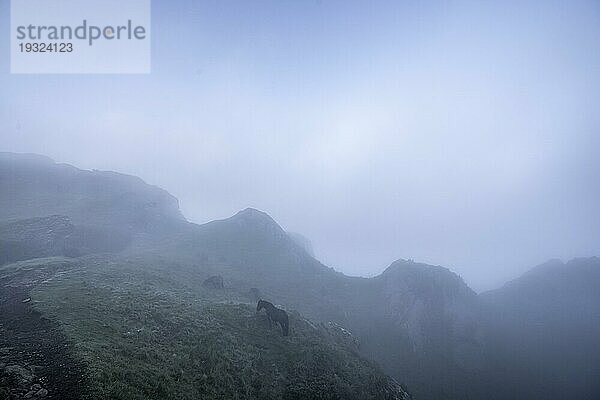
[256,299,289,336]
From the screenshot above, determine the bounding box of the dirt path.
[0,269,87,399]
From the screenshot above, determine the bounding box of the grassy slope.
[0,157,414,399]
[5,256,409,400]
[151,212,484,400]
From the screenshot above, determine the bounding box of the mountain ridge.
[0,152,185,229]
[2,152,599,400]
[0,152,414,399]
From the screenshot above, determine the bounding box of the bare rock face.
[202,275,224,289]
[287,232,315,257]
[352,259,484,400]
[379,260,482,358]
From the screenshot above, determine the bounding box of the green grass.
[21,256,406,400]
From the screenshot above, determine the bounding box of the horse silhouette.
[256,299,289,336]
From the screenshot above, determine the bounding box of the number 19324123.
[19,42,73,53]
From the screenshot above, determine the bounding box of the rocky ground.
[0,266,87,400]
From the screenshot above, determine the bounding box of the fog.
[1,0,599,291]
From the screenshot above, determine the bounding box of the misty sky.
[1,0,599,291]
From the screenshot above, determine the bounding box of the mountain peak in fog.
[232,207,277,223]
[225,207,286,235]
[379,258,478,302]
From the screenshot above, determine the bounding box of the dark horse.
[256,300,289,336]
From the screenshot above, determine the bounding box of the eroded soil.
[0,264,87,399]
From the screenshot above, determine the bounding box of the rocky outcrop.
[340,260,484,400]
[202,275,224,289]
[0,282,87,400]
[0,364,49,399]
[0,152,186,239]
[0,215,130,265]
[287,232,315,257]
[378,260,482,357]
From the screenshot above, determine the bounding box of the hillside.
[337,260,484,400]
[0,215,129,265]
[0,256,410,400]
[160,208,350,323]
[0,152,185,240]
[287,232,316,258]
[151,213,486,399]
[0,154,411,399]
[480,257,600,400]
[2,152,599,400]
